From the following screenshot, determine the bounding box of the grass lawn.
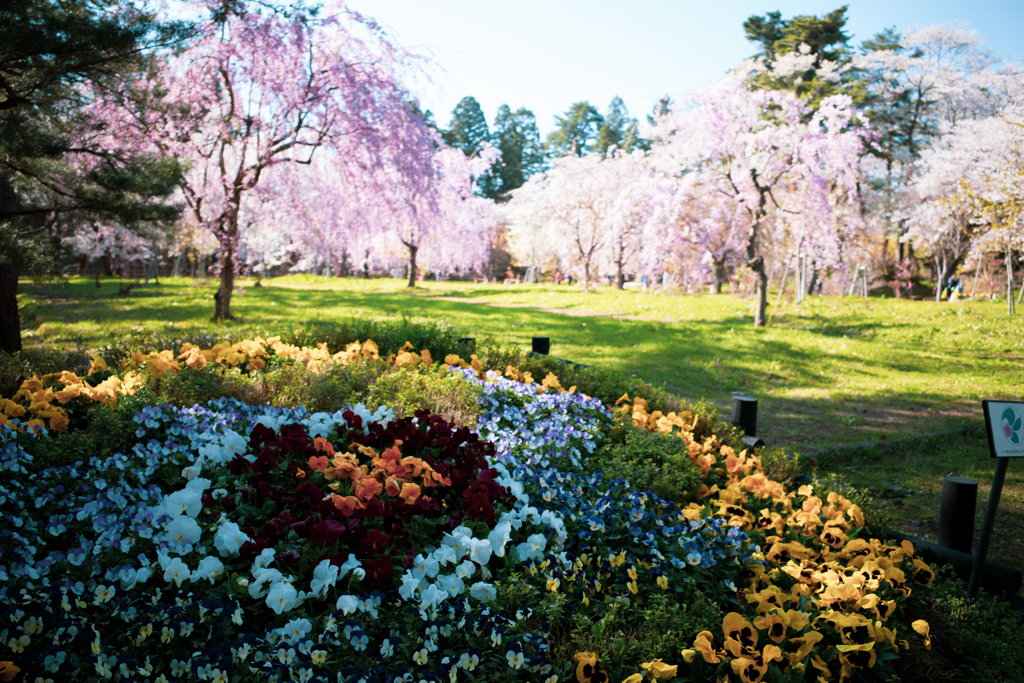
[15,274,1024,573]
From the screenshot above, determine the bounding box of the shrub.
[366,363,482,427]
[894,567,1024,683]
[0,346,92,397]
[591,425,704,504]
[17,387,159,471]
[809,469,893,537]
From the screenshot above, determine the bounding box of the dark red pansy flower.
[295,482,323,506]
[362,556,394,589]
[238,537,269,562]
[357,529,391,556]
[253,450,278,475]
[228,454,251,476]
[466,494,495,525]
[248,423,277,451]
[312,520,347,545]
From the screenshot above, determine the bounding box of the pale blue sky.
[345,0,1023,136]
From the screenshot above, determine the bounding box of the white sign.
[983,400,1024,458]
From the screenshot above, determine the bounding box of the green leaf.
[591,621,603,641]
[612,637,625,657]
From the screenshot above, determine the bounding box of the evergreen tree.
[443,96,491,157]
[547,101,603,157]
[443,96,497,197]
[0,0,187,353]
[596,96,647,155]
[492,105,545,199]
[742,6,857,107]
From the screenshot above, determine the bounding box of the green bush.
[495,570,722,683]
[590,425,704,504]
[286,317,464,360]
[808,470,892,537]
[257,360,387,414]
[0,346,92,397]
[893,568,1024,683]
[18,387,159,472]
[366,363,482,427]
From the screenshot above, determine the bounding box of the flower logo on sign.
[1001,406,1023,445]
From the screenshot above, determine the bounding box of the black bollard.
[731,395,758,436]
[532,337,550,355]
[938,475,978,554]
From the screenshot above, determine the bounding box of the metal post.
[938,476,978,554]
[861,265,869,299]
[531,337,550,355]
[968,458,1009,601]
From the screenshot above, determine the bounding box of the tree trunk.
[751,255,768,326]
[615,251,624,290]
[713,260,727,294]
[213,250,235,321]
[0,262,21,353]
[582,259,591,293]
[746,179,769,326]
[76,254,89,276]
[101,250,115,277]
[936,252,964,303]
[1007,245,1015,316]
[406,244,418,288]
[807,267,819,297]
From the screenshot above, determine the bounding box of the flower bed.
[0,340,935,682]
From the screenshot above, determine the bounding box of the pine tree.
[492,105,545,199]
[547,101,603,157]
[0,0,187,352]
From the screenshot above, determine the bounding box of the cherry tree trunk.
[214,250,236,320]
[615,255,624,290]
[750,256,768,326]
[747,190,768,326]
[101,251,115,277]
[407,244,418,288]
[1007,245,1016,316]
[0,263,20,354]
[582,260,591,293]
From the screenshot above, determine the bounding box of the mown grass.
[14,274,1024,573]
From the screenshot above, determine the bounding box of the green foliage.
[366,363,482,427]
[592,425,703,503]
[546,101,604,157]
[287,317,465,361]
[148,364,249,408]
[260,360,386,414]
[443,96,498,198]
[18,386,158,471]
[594,96,647,156]
[760,445,801,484]
[894,568,1024,683]
[492,104,546,197]
[808,469,892,537]
[742,5,858,107]
[1,0,190,352]
[0,345,91,397]
[496,572,722,680]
